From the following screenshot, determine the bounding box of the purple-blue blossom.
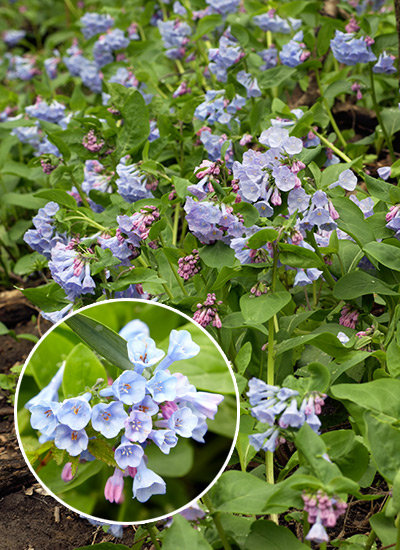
[253,11,302,33]
[124,410,152,443]
[80,12,115,39]
[54,425,89,456]
[91,401,128,438]
[373,51,396,74]
[114,436,144,469]
[132,460,166,502]
[280,31,310,67]
[330,31,376,65]
[100,370,147,405]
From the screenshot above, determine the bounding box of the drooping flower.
[91,401,128,438]
[104,467,125,504]
[132,460,166,502]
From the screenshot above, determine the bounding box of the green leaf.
[333,271,399,299]
[245,520,310,550]
[35,189,77,209]
[235,342,252,375]
[64,314,133,371]
[91,247,121,275]
[247,229,278,249]
[70,85,86,111]
[21,282,69,311]
[279,242,323,268]
[2,192,47,210]
[63,343,107,397]
[381,107,400,137]
[173,176,192,198]
[88,439,117,468]
[258,66,297,89]
[193,14,223,40]
[45,133,71,161]
[365,411,400,483]
[163,515,213,550]
[116,90,150,157]
[387,340,400,378]
[331,378,400,436]
[363,241,400,272]
[332,197,375,246]
[145,438,193,477]
[369,512,398,547]
[198,241,236,268]
[362,172,393,202]
[236,415,256,471]
[232,202,259,227]
[240,291,291,324]
[104,268,167,290]
[321,430,369,481]
[276,332,349,359]
[13,252,47,276]
[210,471,277,514]
[295,423,342,484]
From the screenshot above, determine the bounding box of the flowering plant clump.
[4,0,400,547]
[18,307,232,522]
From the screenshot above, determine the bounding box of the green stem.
[64,0,80,18]
[395,513,400,550]
[364,529,377,550]
[313,131,352,164]
[369,64,395,162]
[265,244,279,525]
[172,203,180,246]
[145,525,161,550]
[315,70,347,149]
[202,493,232,550]
[307,231,336,289]
[65,214,107,232]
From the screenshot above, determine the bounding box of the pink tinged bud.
[61,462,75,482]
[104,468,125,504]
[328,201,339,220]
[365,36,374,46]
[271,188,282,206]
[161,401,179,419]
[127,466,137,478]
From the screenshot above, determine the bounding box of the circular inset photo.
[15,300,238,524]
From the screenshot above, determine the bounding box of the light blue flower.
[127,335,165,373]
[155,330,200,372]
[100,371,147,405]
[279,399,305,428]
[133,395,159,417]
[148,429,178,454]
[147,371,178,403]
[119,319,150,340]
[91,402,128,439]
[248,427,275,451]
[179,391,224,420]
[124,410,152,443]
[167,406,198,437]
[132,460,166,502]
[54,425,89,456]
[114,435,144,469]
[30,401,61,435]
[25,362,65,410]
[329,169,357,191]
[56,395,92,431]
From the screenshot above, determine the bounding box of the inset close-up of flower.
[15,300,238,523]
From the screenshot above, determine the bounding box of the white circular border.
[14,298,240,526]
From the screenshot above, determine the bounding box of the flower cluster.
[303,490,347,543]
[330,31,376,65]
[26,323,224,504]
[247,378,326,452]
[23,202,66,258]
[193,293,222,328]
[178,250,201,280]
